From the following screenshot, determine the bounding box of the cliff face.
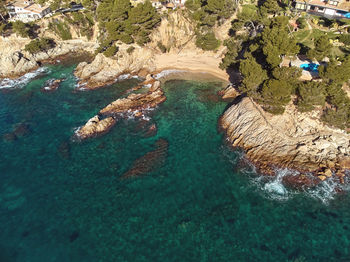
[220,97,350,175]
[0,39,97,78]
[74,46,155,88]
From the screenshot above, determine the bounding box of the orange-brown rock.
[100,80,166,116]
[282,174,320,189]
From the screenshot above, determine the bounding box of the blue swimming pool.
[300,63,319,72]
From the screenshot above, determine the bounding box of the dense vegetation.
[48,20,72,40]
[24,37,55,54]
[96,0,160,55]
[221,0,350,129]
[185,0,237,50]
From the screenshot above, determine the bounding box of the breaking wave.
[0,67,48,89]
[154,70,186,80]
[224,149,350,204]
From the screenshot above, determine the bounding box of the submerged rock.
[220,96,350,185]
[13,123,31,137]
[2,132,17,142]
[58,140,71,159]
[122,138,169,179]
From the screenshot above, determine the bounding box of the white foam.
[262,169,291,201]
[118,74,131,81]
[154,70,186,80]
[0,67,48,89]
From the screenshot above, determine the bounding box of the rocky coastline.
[0,39,97,79]
[219,95,350,188]
[74,78,166,140]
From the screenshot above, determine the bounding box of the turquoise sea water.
[1,64,350,262]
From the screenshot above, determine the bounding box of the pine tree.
[307,35,332,61]
[239,54,268,95]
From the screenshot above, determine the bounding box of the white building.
[7,0,51,22]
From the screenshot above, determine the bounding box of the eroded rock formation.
[0,41,96,78]
[75,80,166,140]
[220,96,350,182]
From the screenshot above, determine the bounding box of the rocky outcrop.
[100,80,165,116]
[75,115,117,140]
[0,40,96,78]
[42,78,65,92]
[220,96,350,181]
[218,84,240,100]
[74,47,155,89]
[75,80,166,140]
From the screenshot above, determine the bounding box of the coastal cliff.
[0,38,97,78]
[220,96,350,180]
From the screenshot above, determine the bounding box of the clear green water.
[1,64,350,262]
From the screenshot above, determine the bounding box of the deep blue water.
[1,64,350,262]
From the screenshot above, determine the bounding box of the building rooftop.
[7,0,49,13]
[298,0,350,12]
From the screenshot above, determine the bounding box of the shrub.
[296,17,307,29]
[24,38,55,54]
[195,31,220,51]
[127,46,135,54]
[339,34,350,46]
[49,21,72,40]
[12,21,30,38]
[103,45,118,57]
[157,41,167,53]
[0,23,6,35]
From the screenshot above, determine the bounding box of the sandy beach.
[154,51,230,83]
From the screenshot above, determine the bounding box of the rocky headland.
[0,38,97,78]
[220,95,350,186]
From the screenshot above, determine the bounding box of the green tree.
[205,0,235,20]
[260,0,281,16]
[185,0,201,11]
[296,81,326,112]
[220,38,241,69]
[195,31,220,50]
[0,22,6,35]
[24,38,55,54]
[307,35,332,61]
[103,45,118,57]
[239,54,268,95]
[261,16,300,68]
[12,21,30,38]
[319,56,350,84]
[260,79,292,114]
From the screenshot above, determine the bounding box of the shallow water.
[1,64,350,262]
